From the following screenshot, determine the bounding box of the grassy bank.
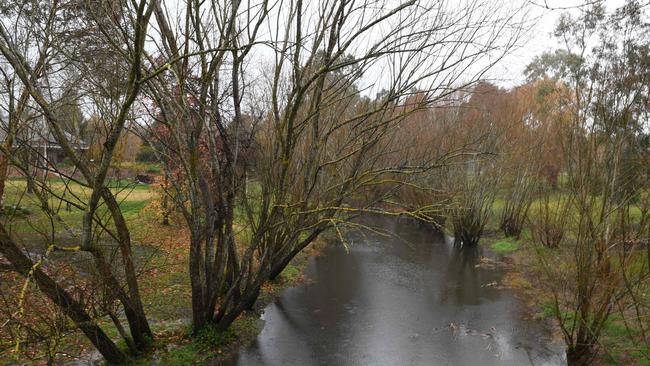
[130,233,327,365]
[484,198,650,366]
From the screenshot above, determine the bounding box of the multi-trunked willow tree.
[0,0,527,363]
[139,0,527,333]
[0,1,155,363]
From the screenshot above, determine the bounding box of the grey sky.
[150,0,629,93]
[491,0,627,87]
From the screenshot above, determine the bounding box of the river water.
[227,216,564,365]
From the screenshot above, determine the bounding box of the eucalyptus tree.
[527,2,650,364]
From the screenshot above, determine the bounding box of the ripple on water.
[227,216,565,366]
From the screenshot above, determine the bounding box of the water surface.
[229,216,564,366]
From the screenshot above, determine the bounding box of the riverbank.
[480,232,563,330]
[129,233,331,365]
[482,229,648,366]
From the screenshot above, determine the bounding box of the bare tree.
[0,0,530,362]
[444,156,500,246]
[0,2,54,207]
[0,0,157,362]
[140,0,528,334]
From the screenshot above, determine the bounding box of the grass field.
[2,177,153,234]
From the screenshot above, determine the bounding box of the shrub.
[136,146,159,163]
[529,193,570,249]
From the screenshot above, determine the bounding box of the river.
[227,216,564,365]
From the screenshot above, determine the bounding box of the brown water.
[227,216,565,366]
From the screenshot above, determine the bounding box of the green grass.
[130,314,263,365]
[159,344,199,365]
[118,199,151,219]
[1,177,154,234]
[491,239,518,253]
[539,300,556,319]
[281,264,302,282]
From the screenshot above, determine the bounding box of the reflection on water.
[227,216,564,366]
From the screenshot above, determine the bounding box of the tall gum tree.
[526,2,650,364]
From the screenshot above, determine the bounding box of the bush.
[1,205,31,218]
[136,146,159,163]
[530,221,565,248]
[529,193,570,249]
[500,174,536,238]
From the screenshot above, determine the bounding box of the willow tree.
[0,0,156,363]
[140,0,528,333]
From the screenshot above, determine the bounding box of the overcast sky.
[490,0,627,87]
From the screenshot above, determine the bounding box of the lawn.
[2,177,153,235]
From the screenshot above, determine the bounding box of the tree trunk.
[91,249,151,350]
[0,152,9,209]
[566,343,596,366]
[268,252,296,281]
[268,228,325,281]
[244,286,260,310]
[101,189,153,347]
[26,169,35,194]
[161,173,170,225]
[189,236,209,334]
[215,283,264,331]
[0,224,127,365]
